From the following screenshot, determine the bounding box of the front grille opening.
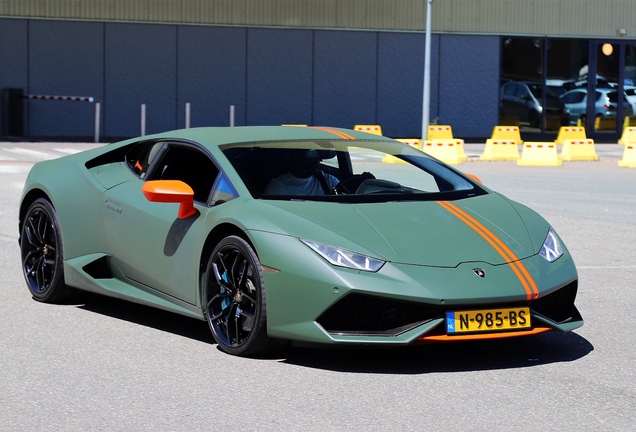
[530,280,578,323]
[317,293,444,337]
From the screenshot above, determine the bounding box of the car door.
[562,90,587,124]
[500,83,518,118]
[512,84,532,122]
[102,141,222,305]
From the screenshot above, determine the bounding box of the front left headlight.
[300,239,385,272]
[539,228,563,262]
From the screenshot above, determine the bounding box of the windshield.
[221,139,486,203]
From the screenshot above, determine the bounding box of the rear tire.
[204,236,277,356]
[20,198,72,303]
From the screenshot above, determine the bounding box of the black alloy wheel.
[205,236,276,356]
[20,198,72,303]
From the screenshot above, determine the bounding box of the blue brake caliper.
[221,273,231,313]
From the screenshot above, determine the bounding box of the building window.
[500,37,588,134]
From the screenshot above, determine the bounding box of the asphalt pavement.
[1,140,635,431]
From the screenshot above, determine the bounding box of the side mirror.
[465,174,483,184]
[142,180,196,219]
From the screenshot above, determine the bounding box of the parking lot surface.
[1,141,635,431]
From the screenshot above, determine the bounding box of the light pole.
[422,0,433,140]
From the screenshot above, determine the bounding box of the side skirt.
[64,253,205,321]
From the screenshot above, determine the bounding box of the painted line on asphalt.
[52,148,82,154]
[578,265,636,269]
[3,148,54,159]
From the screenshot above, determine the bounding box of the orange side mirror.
[142,180,196,219]
[465,173,483,184]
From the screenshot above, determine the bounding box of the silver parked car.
[500,81,570,128]
[560,88,634,125]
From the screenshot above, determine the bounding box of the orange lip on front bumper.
[416,326,551,343]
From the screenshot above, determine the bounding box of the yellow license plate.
[446,307,531,334]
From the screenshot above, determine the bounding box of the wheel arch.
[198,222,257,304]
[19,188,52,234]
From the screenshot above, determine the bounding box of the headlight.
[300,239,385,272]
[539,228,563,262]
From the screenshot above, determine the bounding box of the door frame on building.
[586,40,631,141]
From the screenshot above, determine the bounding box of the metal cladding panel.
[0,19,28,91]
[312,30,378,128]
[27,20,104,137]
[176,26,247,128]
[376,32,440,138]
[1,0,636,38]
[0,18,28,135]
[104,22,177,137]
[438,34,500,138]
[246,28,313,126]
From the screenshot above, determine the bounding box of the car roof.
[141,126,396,151]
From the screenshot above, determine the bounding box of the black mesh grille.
[317,293,444,336]
[530,280,578,323]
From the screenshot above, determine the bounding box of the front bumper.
[249,231,583,346]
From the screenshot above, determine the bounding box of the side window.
[573,92,586,103]
[125,141,164,178]
[147,145,220,203]
[516,85,529,98]
[211,172,239,205]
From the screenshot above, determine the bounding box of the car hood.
[252,193,540,267]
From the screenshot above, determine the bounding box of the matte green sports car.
[19,126,583,356]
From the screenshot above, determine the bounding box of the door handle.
[105,200,122,214]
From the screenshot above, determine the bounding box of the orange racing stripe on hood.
[436,200,539,301]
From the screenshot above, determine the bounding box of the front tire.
[204,236,276,356]
[529,110,540,129]
[20,198,72,303]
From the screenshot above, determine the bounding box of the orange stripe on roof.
[436,201,537,301]
[308,127,356,140]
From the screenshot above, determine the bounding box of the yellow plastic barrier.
[545,117,561,131]
[422,140,464,164]
[517,143,562,166]
[491,126,522,143]
[624,116,636,128]
[381,154,404,164]
[426,125,454,140]
[422,126,467,162]
[396,138,422,149]
[595,117,616,131]
[498,116,520,127]
[618,127,636,145]
[480,140,520,161]
[354,125,383,135]
[555,127,586,145]
[577,118,587,128]
[382,139,422,164]
[559,139,599,161]
[618,145,636,167]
